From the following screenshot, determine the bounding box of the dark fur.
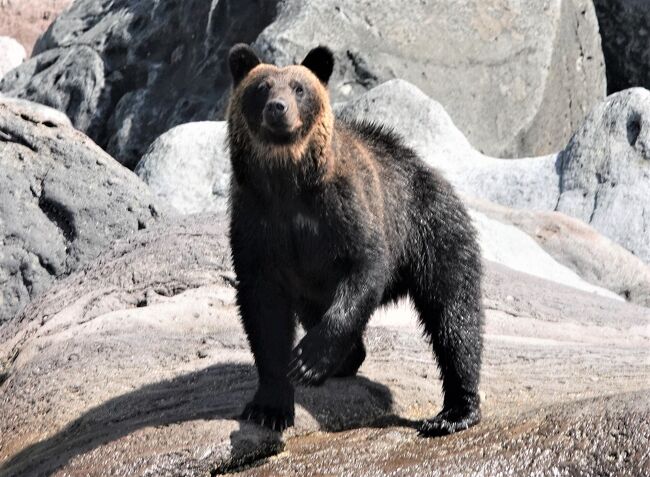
[227,44,483,436]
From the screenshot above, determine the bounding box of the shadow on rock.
[0,363,397,476]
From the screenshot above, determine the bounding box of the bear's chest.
[267,210,341,298]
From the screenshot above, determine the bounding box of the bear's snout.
[265,99,288,123]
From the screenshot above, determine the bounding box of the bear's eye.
[258,81,271,92]
[294,84,305,96]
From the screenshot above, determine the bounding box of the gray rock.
[468,197,650,307]
[135,122,230,214]
[555,88,650,263]
[0,212,648,475]
[0,36,25,80]
[0,98,164,324]
[594,0,650,94]
[0,0,279,169]
[256,0,605,158]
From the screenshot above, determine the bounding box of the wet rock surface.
[0,212,648,476]
[0,97,164,324]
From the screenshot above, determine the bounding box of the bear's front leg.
[237,279,296,432]
[288,266,382,386]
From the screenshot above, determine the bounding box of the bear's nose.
[265,99,288,120]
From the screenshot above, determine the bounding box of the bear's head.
[227,44,335,163]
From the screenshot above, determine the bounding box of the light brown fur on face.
[227,64,334,167]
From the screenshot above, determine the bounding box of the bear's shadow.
[0,362,412,476]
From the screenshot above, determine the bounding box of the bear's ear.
[301,46,334,85]
[229,43,261,87]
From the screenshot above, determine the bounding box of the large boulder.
[0,0,72,55]
[256,0,605,158]
[135,122,230,214]
[341,80,650,265]
[0,98,164,324]
[0,0,278,168]
[0,0,605,168]
[0,37,25,80]
[594,0,650,93]
[0,213,648,476]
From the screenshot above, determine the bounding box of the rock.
[470,211,621,301]
[468,198,650,307]
[0,46,109,140]
[555,88,650,264]
[0,212,648,475]
[256,0,605,158]
[135,122,230,214]
[341,80,650,265]
[0,36,25,80]
[0,0,605,168]
[594,0,650,94]
[0,98,164,324]
[0,0,72,56]
[0,0,278,169]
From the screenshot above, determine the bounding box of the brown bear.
[227,44,483,437]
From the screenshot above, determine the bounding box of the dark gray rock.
[0,0,279,168]
[594,0,650,94]
[0,98,164,324]
[256,0,605,158]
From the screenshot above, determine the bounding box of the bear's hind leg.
[411,288,483,437]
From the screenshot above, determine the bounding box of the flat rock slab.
[0,215,648,476]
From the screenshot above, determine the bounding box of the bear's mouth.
[260,122,303,145]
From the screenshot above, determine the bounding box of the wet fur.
[227,45,483,436]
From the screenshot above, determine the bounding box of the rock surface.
[0,37,25,80]
[341,80,650,265]
[256,0,605,158]
[469,198,650,307]
[0,0,605,167]
[0,213,648,476]
[0,0,72,55]
[470,211,621,301]
[594,0,650,93]
[0,98,164,324]
[135,122,230,214]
